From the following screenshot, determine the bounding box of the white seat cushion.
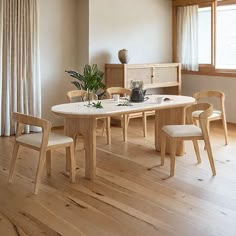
[16,132,73,148]
[192,110,222,119]
[162,125,202,138]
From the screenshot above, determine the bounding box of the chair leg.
[8,143,20,183]
[123,114,128,142]
[192,140,201,164]
[67,144,76,183]
[222,116,228,145]
[170,139,176,177]
[161,133,166,166]
[142,112,147,137]
[66,147,71,173]
[204,139,216,176]
[46,150,51,176]
[127,115,130,128]
[207,120,210,134]
[73,135,77,151]
[66,134,76,172]
[34,150,46,194]
[101,119,106,137]
[106,117,111,145]
[203,120,210,150]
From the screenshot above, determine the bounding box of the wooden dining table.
[51,95,195,180]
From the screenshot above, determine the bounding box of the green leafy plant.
[92,101,103,109]
[65,64,105,96]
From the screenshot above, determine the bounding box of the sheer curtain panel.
[0,0,41,136]
[177,5,199,71]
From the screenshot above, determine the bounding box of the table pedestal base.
[64,117,96,180]
[64,107,186,180]
[155,107,185,156]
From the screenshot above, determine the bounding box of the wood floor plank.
[0,118,236,235]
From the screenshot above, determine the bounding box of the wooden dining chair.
[8,112,75,194]
[161,103,216,177]
[106,87,150,141]
[67,90,111,144]
[66,89,86,103]
[193,90,228,145]
[106,87,132,142]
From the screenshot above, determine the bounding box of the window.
[216,4,236,69]
[173,0,236,75]
[198,7,211,64]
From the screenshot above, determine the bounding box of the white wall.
[39,0,79,126]
[78,0,89,71]
[89,0,172,70]
[182,74,236,123]
[39,0,172,126]
[38,1,235,126]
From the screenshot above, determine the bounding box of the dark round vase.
[118,49,130,64]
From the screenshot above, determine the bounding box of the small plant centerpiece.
[92,101,103,109]
[65,64,105,106]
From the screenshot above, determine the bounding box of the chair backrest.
[106,87,131,99]
[67,90,98,103]
[193,90,225,112]
[12,112,50,130]
[67,90,87,103]
[186,103,213,126]
[186,103,213,145]
[12,112,51,147]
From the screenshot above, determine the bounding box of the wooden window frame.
[172,0,236,77]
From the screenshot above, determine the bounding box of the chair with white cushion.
[8,112,76,194]
[193,90,228,145]
[161,103,216,177]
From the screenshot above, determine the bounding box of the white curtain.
[0,0,41,136]
[177,5,199,71]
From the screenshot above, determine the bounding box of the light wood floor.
[0,118,236,236]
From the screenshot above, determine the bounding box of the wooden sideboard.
[105,63,182,130]
[105,63,181,95]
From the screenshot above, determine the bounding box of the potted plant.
[65,64,105,105]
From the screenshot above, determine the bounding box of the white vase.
[118,49,130,64]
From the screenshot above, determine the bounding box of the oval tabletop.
[51,95,195,118]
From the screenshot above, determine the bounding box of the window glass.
[216,5,236,69]
[198,7,211,64]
